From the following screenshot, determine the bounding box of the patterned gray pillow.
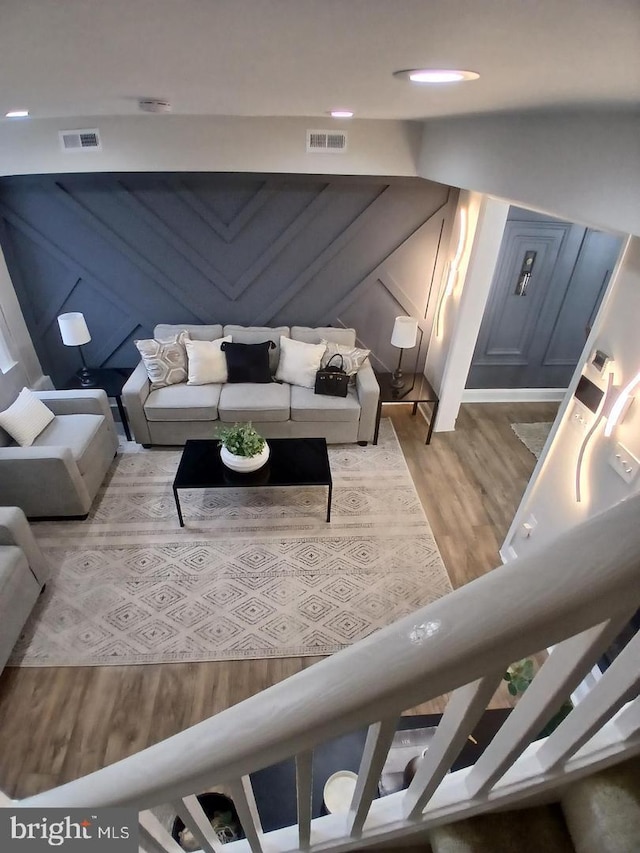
[135,330,190,389]
[320,340,371,384]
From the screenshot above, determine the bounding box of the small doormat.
[511,422,553,459]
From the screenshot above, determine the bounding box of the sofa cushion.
[223,326,289,373]
[32,413,106,477]
[219,382,290,422]
[290,385,361,423]
[222,341,273,384]
[291,326,356,347]
[275,336,326,388]
[154,324,223,342]
[186,336,232,384]
[144,383,222,422]
[135,330,190,389]
[321,340,371,384]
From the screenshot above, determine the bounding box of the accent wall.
[0,173,455,388]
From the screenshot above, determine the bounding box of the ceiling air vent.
[59,128,102,152]
[306,129,348,153]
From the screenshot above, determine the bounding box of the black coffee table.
[172,438,333,527]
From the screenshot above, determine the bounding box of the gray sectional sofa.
[122,325,380,446]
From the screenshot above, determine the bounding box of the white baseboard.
[462,387,566,403]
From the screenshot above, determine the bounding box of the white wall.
[418,110,640,237]
[0,247,46,408]
[426,194,509,430]
[0,115,422,178]
[502,236,639,559]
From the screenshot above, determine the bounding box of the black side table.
[374,372,439,445]
[62,367,133,441]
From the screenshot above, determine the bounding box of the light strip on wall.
[435,208,468,338]
[604,369,640,437]
[575,371,614,503]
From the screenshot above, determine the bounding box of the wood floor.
[0,401,558,800]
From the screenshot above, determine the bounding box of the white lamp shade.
[58,312,91,346]
[390,316,418,349]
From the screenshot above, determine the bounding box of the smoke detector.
[138,99,172,113]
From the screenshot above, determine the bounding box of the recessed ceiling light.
[394,69,480,84]
[330,110,354,118]
[5,109,29,118]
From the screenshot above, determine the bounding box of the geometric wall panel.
[0,173,455,386]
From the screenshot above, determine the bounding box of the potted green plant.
[504,657,573,738]
[217,422,269,473]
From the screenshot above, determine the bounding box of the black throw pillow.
[221,340,275,383]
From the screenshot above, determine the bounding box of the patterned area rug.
[511,422,553,460]
[10,420,451,667]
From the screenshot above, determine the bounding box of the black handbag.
[315,353,349,397]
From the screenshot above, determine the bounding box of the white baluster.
[296,750,313,849]
[348,717,398,836]
[537,631,640,771]
[613,696,640,740]
[466,615,631,797]
[170,795,224,853]
[403,673,503,819]
[139,811,184,853]
[229,776,264,853]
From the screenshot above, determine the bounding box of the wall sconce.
[435,207,467,338]
[575,372,614,503]
[390,316,423,393]
[57,311,95,386]
[604,369,640,437]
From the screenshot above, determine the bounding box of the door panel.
[468,223,568,386]
[467,218,622,390]
[542,231,622,376]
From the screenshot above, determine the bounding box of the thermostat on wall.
[591,349,611,373]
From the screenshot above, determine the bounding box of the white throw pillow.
[0,387,55,447]
[275,336,326,388]
[185,336,232,384]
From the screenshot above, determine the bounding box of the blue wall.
[0,173,453,386]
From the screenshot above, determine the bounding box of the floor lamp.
[390,315,422,395]
[57,312,95,386]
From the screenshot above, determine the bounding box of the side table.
[374,372,439,445]
[62,367,133,441]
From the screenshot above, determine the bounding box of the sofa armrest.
[356,361,380,442]
[122,362,152,445]
[36,388,111,417]
[0,506,49,586]
[0,446,91,517]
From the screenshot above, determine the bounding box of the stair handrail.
[16,493,640,810]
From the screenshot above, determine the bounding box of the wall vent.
[306,129,348,153]
[59,128,102,152]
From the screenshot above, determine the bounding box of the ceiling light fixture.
[5,110,29,118]
[329,110,354,118]
[394,68,480,84]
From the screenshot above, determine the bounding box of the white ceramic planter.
[220,442,270,473]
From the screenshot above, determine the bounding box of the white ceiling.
[2,0,639,122]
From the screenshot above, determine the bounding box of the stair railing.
[3,494,640,853]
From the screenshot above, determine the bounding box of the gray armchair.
[0,389,118,518]
[0,506,49,673]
